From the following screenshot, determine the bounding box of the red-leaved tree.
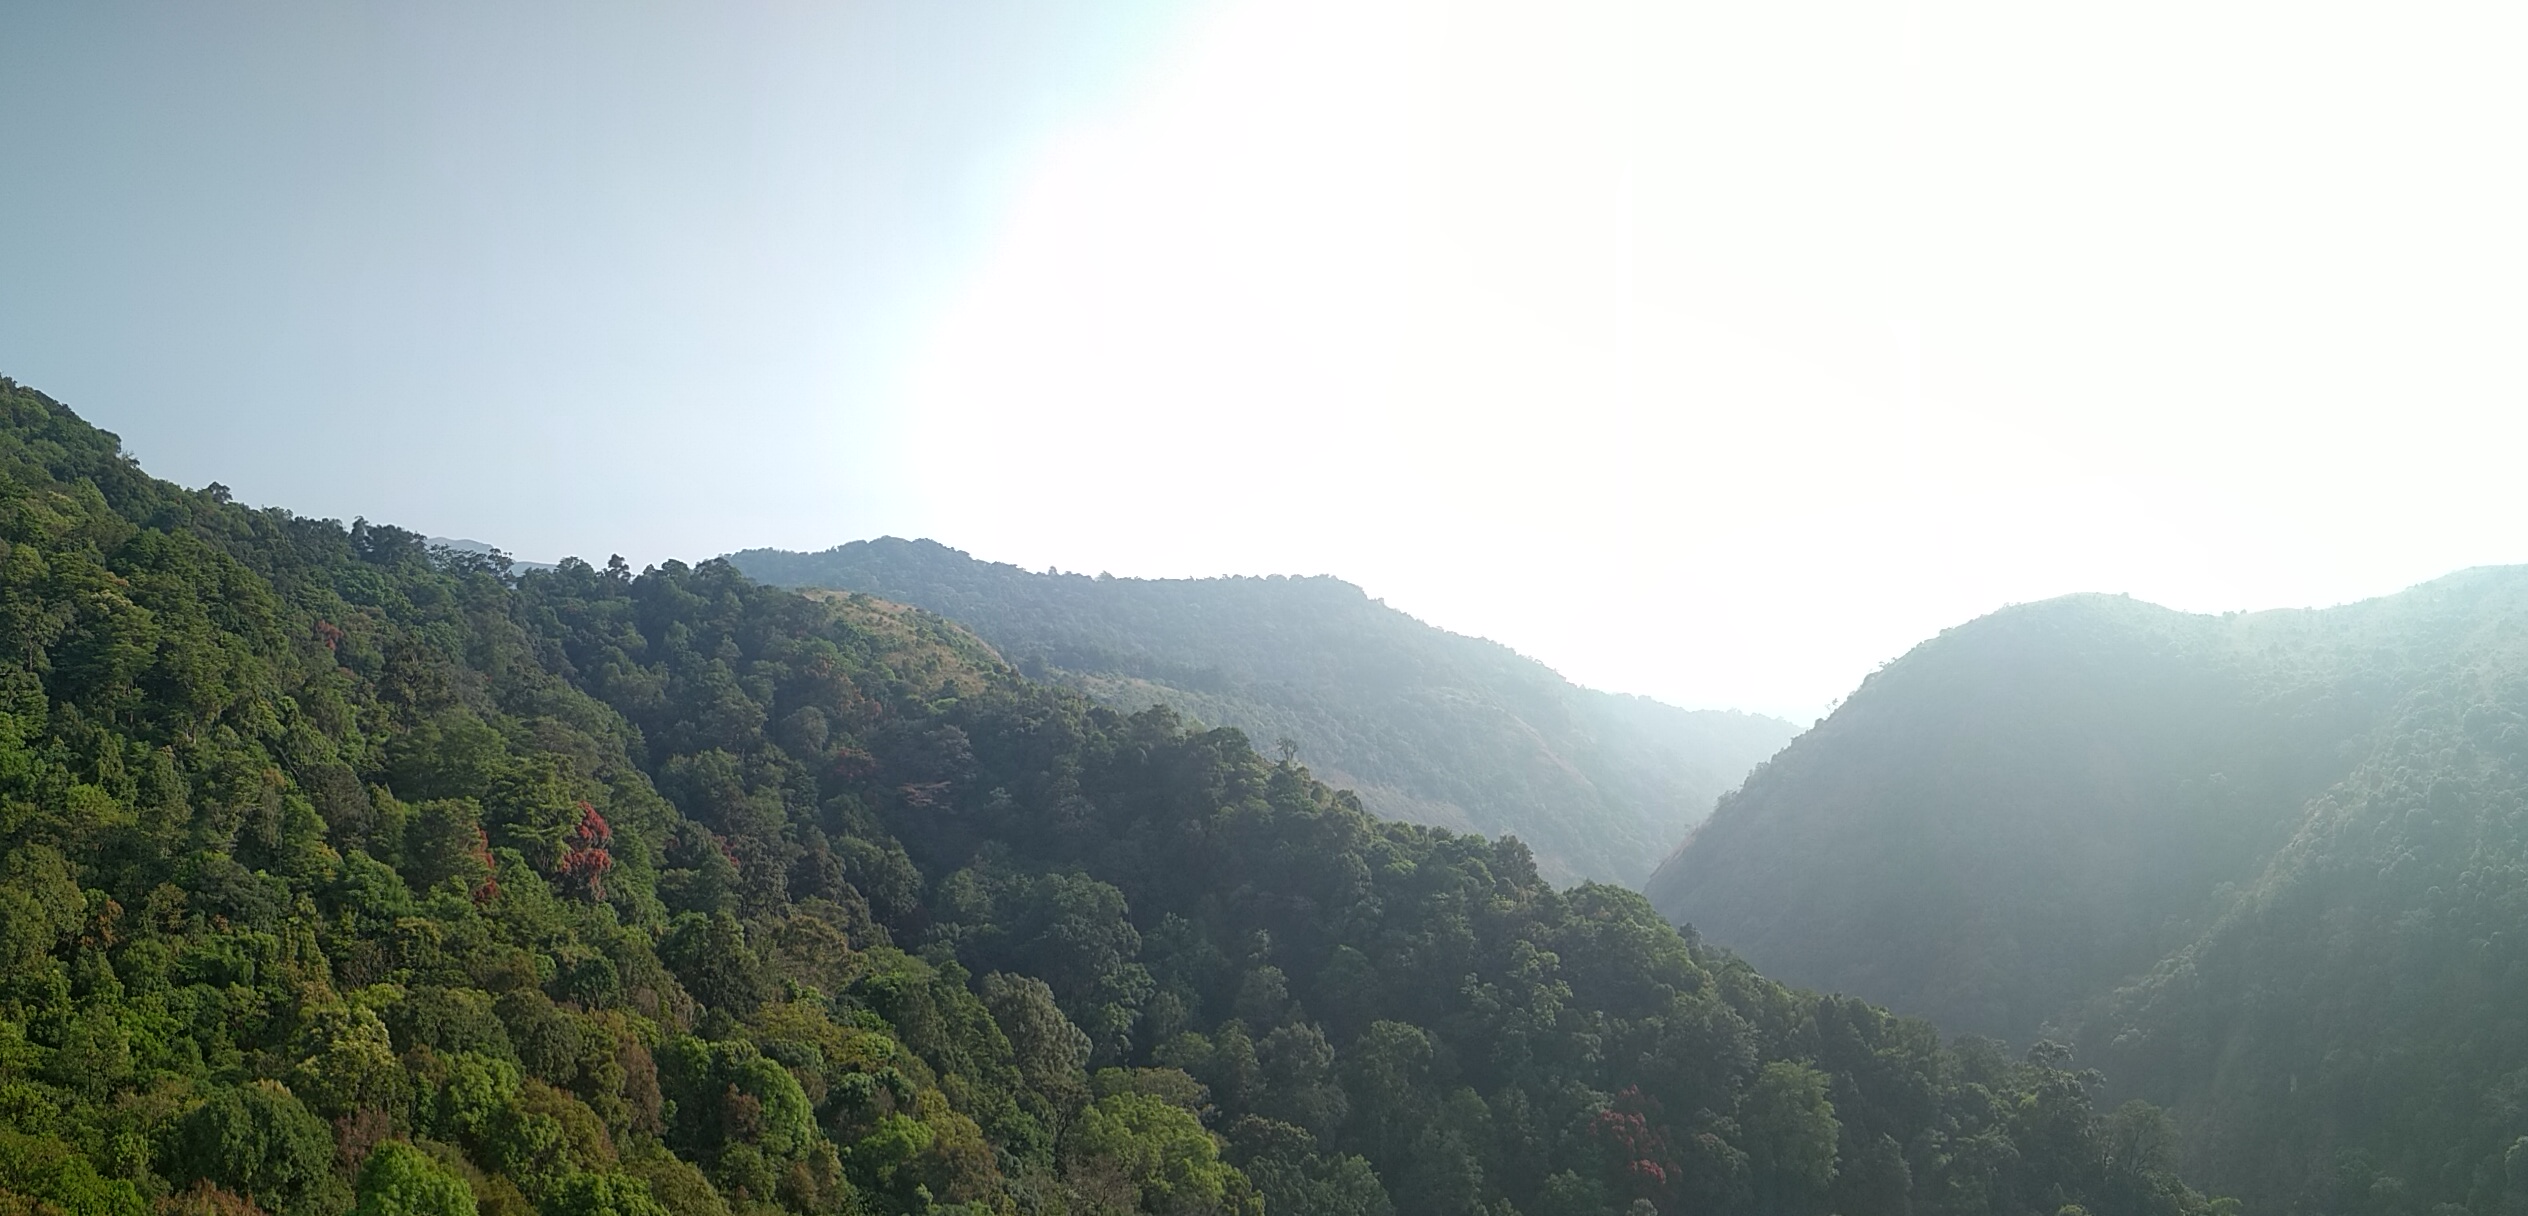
[1592,1086,1681,1206]
[558,802,615,900]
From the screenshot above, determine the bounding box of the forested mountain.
[724,540,1794,888]
[1647,572,2528,1214]
[0,373,2220,1216]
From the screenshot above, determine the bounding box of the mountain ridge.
[730,537,1797,888]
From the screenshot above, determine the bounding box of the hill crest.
[731,537,1798,887]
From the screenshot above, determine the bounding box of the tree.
[166,1083,336,1213]
[0,845,84,969]
[0,1130,150,1216]
[541,1175,670,1216]
[293,1005,407,1117]
[659,913,770,1017]
[1741,1063,1840,1215]
[982,972,1091,1099]
[1068,1092,1262,1216]
[353,1143,476,1216]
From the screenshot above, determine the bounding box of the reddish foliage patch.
[332,1107,392,1172]
[1591,1086,1680,1203]
[470,825,500,904]
[559,802,615,900]
[829,748,878,781]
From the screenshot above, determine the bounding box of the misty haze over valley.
[3,5,2521,1216]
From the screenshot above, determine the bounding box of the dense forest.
[0,375,2221,1216]
[1649,576,2528,1213]
[726,541,1794,888]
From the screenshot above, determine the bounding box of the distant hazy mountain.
[1648,569,2528,1211]
[426,535,557,572]
[729,537,1797,886]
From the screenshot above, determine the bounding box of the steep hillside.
[1649,570,2528,1212]
[0,374,2219,1216]
[727,539,1795,887]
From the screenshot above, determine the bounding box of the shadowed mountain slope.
[1649,570,2528,1212]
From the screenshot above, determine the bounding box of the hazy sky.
[6,2,2525,719]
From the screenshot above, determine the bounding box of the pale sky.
[5,2,2525,719]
